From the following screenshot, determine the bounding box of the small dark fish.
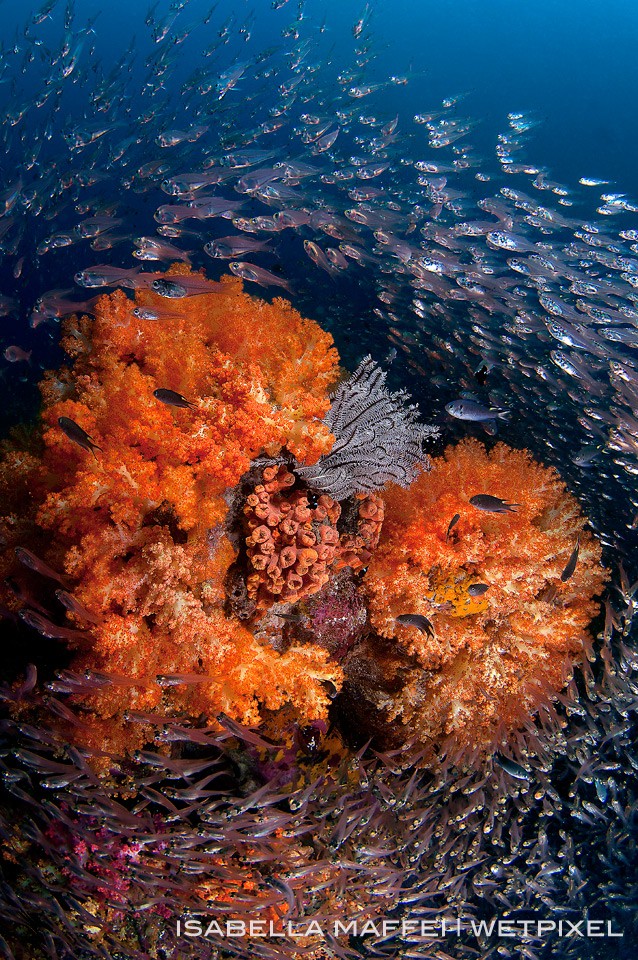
[468,583,489,597]
[57,416,102,457]
[446,513,460,541]
[276,612,303,623]
[15,547,66,585]
[474,362,490,387]
[572,444,602,468]
[19,608,88,641]
[153,388,194,409]
[151,278,188,298]
[560,535,580,582]
[395,614,435,638]
[469,494,519,513]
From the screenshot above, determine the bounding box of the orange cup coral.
[351,438,608,755]
[242,464,342,606]
[239,465,385,609]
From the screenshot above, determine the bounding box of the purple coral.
[297,572,368,660]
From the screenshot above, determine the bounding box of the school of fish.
[0,1,635,573]
[0,0,636,577]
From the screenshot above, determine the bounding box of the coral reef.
[0,270,344,758]
[0,278,607,764]
[351,438,608,754]
[0,268,613,960]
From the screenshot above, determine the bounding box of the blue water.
[2,0,636,228]
[3,0,637,191]
[380,0,638,197]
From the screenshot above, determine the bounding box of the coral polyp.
[242,464,342,607]
[238,465,386,610]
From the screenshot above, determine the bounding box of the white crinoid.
[297,355,438,500]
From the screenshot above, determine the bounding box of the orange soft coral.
[356,438,608,754]
[0,271,343,758]
[0,274,608,767]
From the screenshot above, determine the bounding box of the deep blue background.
[4,0,637,197]
[370,0,638,200]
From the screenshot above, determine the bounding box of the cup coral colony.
[0,270,609,958]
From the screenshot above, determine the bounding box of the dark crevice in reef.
[334,632,424,751]
[141,500,188,544]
